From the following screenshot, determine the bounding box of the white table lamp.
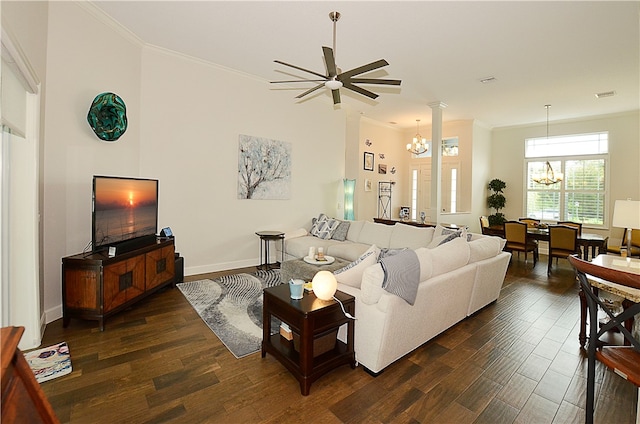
[612,199,640,256]
[312,271,337,301]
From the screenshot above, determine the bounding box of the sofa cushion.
[389,224,435,249]
[310,214,340,239]
[468,237,502,263]
[333,244,380,288]
[356,221,394,247]
[414,247,434,281]
[430,237,470,277]
[326,242,370,262]
[331,221,351,241]
[346,220,365,242]
[284,228,307,240]
[360,263,386,305]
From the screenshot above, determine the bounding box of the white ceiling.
[92,1,640,129]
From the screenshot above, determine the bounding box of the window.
[525,132,608,227]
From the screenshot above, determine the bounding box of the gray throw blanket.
[379,250,421,305]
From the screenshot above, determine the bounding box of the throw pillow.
[310,214,340,240]
[331,221,351,241]
[434,224,470,241]
[427,231,461,248]
[309,214,327,237]
[333,244,380,288]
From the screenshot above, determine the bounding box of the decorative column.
[428,101,447,223]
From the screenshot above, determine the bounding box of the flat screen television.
[92,175,158,252]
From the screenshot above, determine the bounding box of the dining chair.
[569,255,640,424]
[557,220,582,236]
[547,225,579,274]
[479,216,490,235]
[607,228,640,258]
[504,221,538,264]
[518,217,540,228]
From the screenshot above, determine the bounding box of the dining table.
[577,254,640,347]
[487,225,609,261]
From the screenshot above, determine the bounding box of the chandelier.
[532,161,563,185]
[532,105,563,185]
[406,119,428,155]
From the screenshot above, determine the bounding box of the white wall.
[491,111,640,241]
[42,2,143,321]
[470,121,493,233]
[139,48,345,274]
[357,118,407,221]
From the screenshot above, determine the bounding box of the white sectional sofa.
[279,218,511,374]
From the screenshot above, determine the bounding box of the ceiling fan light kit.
[271,11,401,105]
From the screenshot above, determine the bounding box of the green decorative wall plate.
[87,92,128,141]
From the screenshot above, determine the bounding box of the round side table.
[255,231,285,270]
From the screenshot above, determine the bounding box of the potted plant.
[487,179,507,226]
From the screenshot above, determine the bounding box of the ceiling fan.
[271,11,401,105]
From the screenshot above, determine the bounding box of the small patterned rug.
[177,269,282,358]
[24,342,72,383]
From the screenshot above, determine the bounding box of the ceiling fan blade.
[274,60,327,79]
[349,78,401,86]
[295,83,325,99]
[271,79,327,84]
[339,59,389,79]
[322,46,338,77]
[342,81,378,99]
[331,89,341,104]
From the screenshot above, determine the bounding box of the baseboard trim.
[186,258,258,277]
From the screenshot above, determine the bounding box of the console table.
[62,238,175,331]
[373,218,435,228]
[261,284,355,395]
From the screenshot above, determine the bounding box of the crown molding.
[76,1,145,48]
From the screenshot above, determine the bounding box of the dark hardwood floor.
[37,257,637,423]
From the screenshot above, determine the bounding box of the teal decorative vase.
[87,92,128,141]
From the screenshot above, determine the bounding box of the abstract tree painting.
[237,135,291,199]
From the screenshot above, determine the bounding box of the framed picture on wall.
[378,164,387,174]
[365,179,372,191]
[364,152,374,171]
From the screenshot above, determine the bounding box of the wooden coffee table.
[261,284,355,395]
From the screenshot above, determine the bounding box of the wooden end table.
[261,284,355,395]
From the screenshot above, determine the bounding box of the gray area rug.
[177,269,282,358]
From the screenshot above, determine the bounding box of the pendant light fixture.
[532,105,563,185]
[406,119,428,155]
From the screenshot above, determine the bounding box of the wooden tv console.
[62,238,175,331]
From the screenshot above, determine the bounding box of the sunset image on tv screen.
[93,177,157,247]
